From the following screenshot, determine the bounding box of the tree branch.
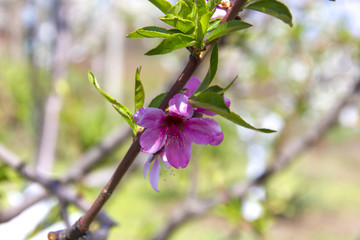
[0,144,115,229]
[47,1,255,238]
[0,123,129,224]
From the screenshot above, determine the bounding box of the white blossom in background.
[339,105,359,128]
[241,200,264,221]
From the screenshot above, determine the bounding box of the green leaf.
[207,20,252,42]
[88,72,138,135]
[145,33,195,55]
[148,0,172,14]
[168,1,192,19]
[191,93,276,133]
[160,15,195,33]
[134,67,145,112]
[149,92,167,108]
[197,0,208,19]
[217,76,238,94]
[203,85,223,94]
[245,0,293,27]
[207,19,221,33]
[127,26,171,38]
[207,0,221,11]
[219,111,276,133]
[25,205,62,239]
[195,43,218,94]
[190,92,230,113]
[196,11,214,48]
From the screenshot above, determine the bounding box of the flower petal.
[168,94,194,119]
[211,8,227,19]
[195,108,217,116]
[143,155,153,179]
[139,126,167,153]
[183,76,201,97]
[149,158,161,192]
[183,118,224,145]
[134,108,166,128]
[164,126,192,169]
[224,97,231,108]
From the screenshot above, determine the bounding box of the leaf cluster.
[127,0,252,55]
[88,0,295,134]
[127,0,292,55]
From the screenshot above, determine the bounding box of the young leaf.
[245,0,293,27]
[207,20,252,42]
[217,76,238,94]
[148,92,167,108]
[203,85,224,94]
[197,0,208,19]
[160,15,195,33]
[134,67,145,112]
[168,1,192,19]
[218,111,276,133]
[127,26,171,38]
[196,11,214,48]
[207,0,222,11]
[191,93,276,133]
[207,19,221,33]
[88,72,138,135]
[190,92,230,113]
[148,0,172,14]
[145,33,195,55]
[195,43,218,94]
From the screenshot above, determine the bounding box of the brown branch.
[0,144,115,229]
[47,1,252,238]
[0,124,129,223]
[0,189,48,223]
[151,77,360,240]
[63,126,131,183]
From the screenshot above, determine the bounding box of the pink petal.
[183,118,224,145]
[211,8,227,19]
[168,94,194,119]
[143,155,153,179]
[224,97,231,108]
[164,126,192,169]
[134,108,166,128]
[149,158,161,192]
[195,108,217,116]
[139,126,167,153]
[183,76,201,97]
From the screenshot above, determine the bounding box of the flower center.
[165,116,184,128]
[218,0,231,9]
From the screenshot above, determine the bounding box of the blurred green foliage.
[0,1,360,240]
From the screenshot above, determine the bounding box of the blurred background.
[0,0,360,239]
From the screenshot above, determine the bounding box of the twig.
[0,190,48,223]
[47,1,254,238]
[0,124,129,223]
[63,126,131,183]
[151,77,360,240]
[0,144,115,228]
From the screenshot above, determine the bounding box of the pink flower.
[210,0,232,19]
[183,76,231,116]
[134,94,224,170]
[143,151,171,192]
